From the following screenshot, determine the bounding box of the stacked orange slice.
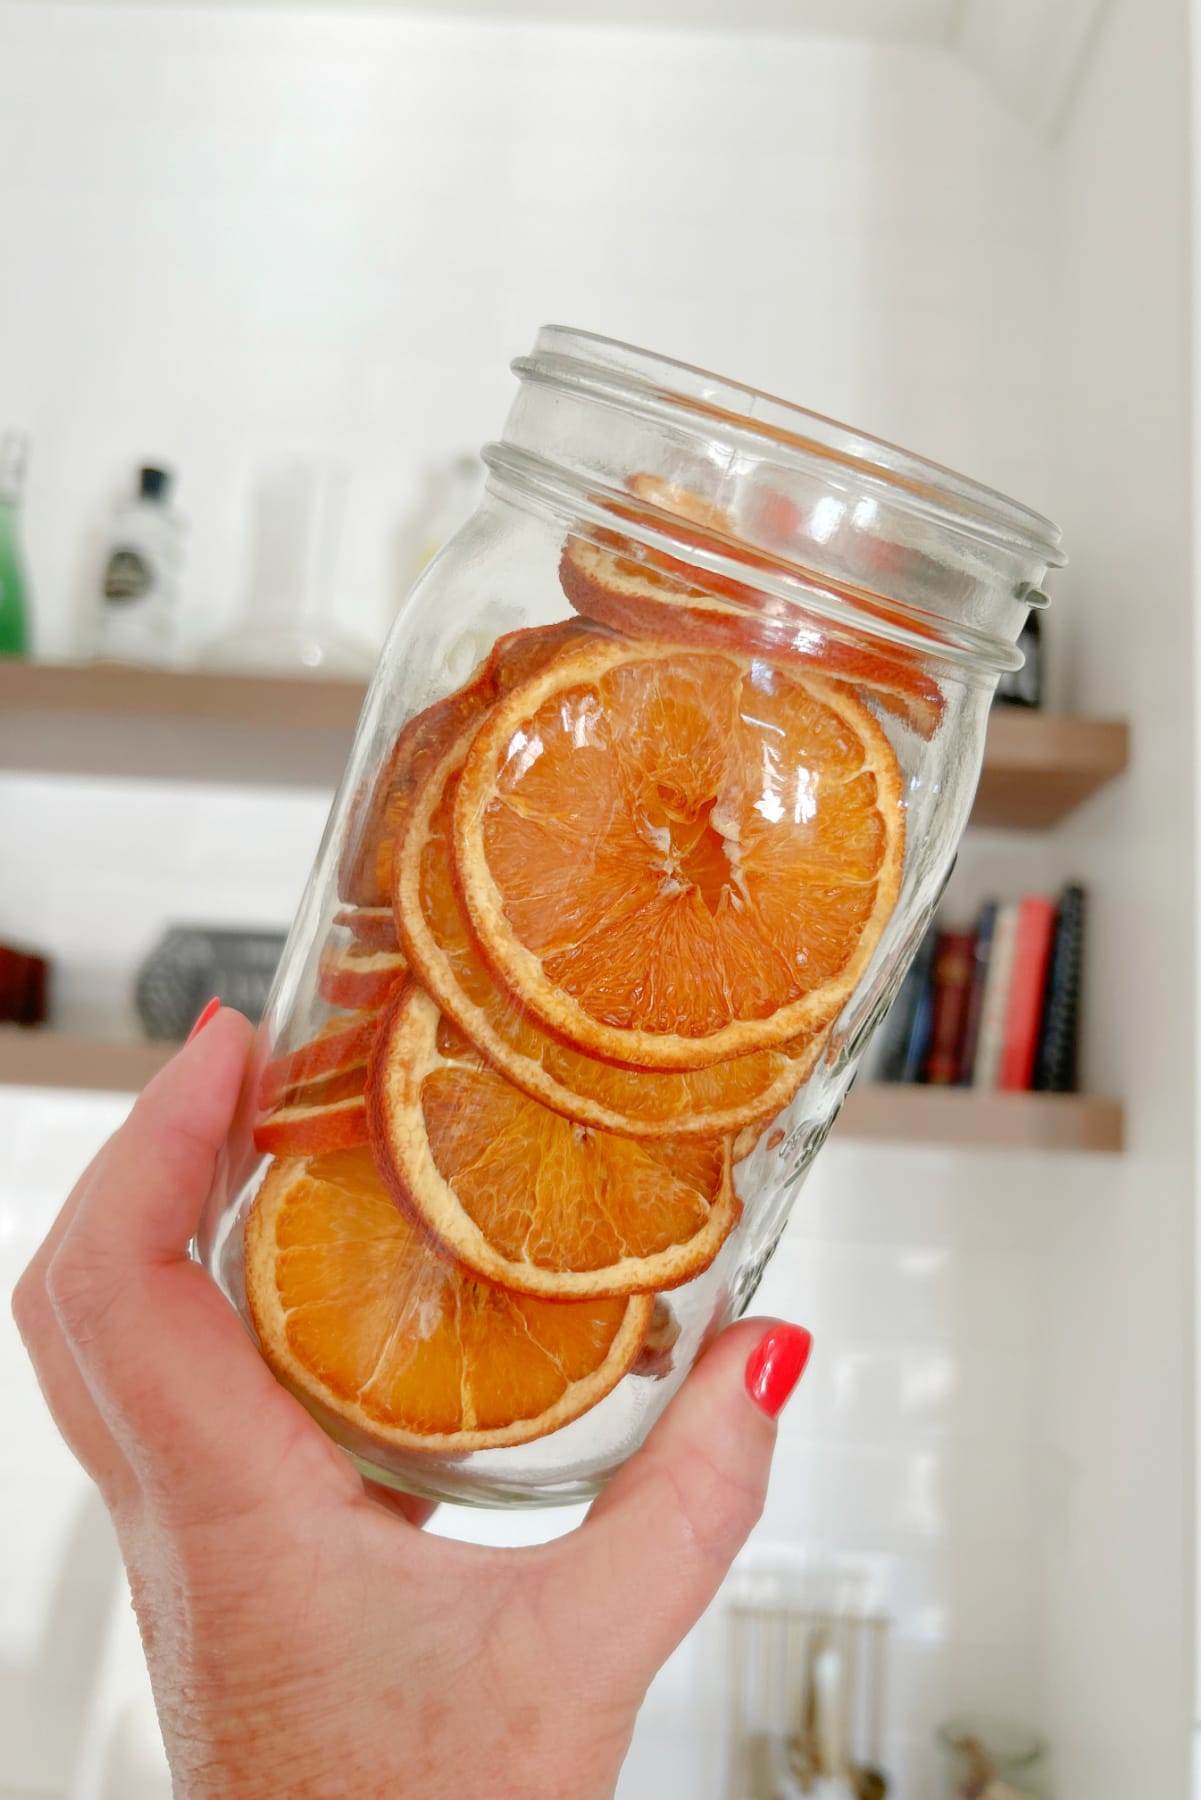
[246,491,909,1455]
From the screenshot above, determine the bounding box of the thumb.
[558,1317,811,1689]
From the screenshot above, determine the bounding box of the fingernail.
[186,997,221,1044]
[745,1324,812,1419]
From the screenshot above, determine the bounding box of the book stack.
[877,885,1085,1092]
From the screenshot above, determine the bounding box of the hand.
[13,1006,811,1800]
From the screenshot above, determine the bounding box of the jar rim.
[518,325,1065,568]
[484,440,1028,675]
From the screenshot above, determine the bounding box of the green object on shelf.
[0,433,32,657]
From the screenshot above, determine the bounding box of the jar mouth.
[484,442,1026,676]
[520,326,1065,568]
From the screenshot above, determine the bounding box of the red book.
[924,931,975,1084]
[998,896,1058,1091]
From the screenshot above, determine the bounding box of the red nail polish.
[186,997,221,1044]
[745,1324,812,1418]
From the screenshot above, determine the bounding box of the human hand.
[13,1006,811,1800]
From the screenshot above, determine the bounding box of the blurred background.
[0,0,1191,1795]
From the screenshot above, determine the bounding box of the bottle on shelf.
[92,464,184,666]
[0,433,33,657]
[200,459,374,679]
[994,610,1043,707]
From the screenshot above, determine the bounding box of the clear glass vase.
[197,327,1064,1509]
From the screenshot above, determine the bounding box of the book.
[957,900,997,1085]
[999,895,1058,1091]
[972,902,1019,1089]
[1034,884,1086,1092]
[924,930,975,1084]
[877,924,938,1083]
[899,931,939,1084]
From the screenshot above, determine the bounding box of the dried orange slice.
[318,943,409,1011]
[259,1011,382,1110]
[560,534,943,738]
[253,1093,369,1157]
[395,728,823,1135]
[368,983,740,1299]
[454,637,905,1071]
[339,620,590,907]
[333,907,400,952]
[245,1147,652,1454]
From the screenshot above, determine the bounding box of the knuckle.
[45,1242,121,1345]
[659,1438,766,1570]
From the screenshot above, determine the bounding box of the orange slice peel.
[253,1092,370,1157]
[317,943,409,1012]
[259,1011,382,1110]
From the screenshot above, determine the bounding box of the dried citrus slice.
[245,1147,652,1454]
[333,907,400,951]
[318,943,408,1011]
[560,534,943,738]
[395,728,824,1135]
[454,637,905,1070]
[339,620,590,906]
[253,1093,369,1157]
[259,1011,382,1110]
[368,983,740,1299]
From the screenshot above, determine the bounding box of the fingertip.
[186,996,222,1043]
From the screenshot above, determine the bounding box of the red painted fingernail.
[745,1324,812,1418]
[186,997,221,1044]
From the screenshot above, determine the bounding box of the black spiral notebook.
[1033,884,1086,1093]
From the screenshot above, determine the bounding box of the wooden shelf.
[973,708,1129,828]
[0,662,1128,824]
[0,1028,1124,1152]
[0,661,366,788]
[839,1083,1125,1153]
[0,1029,175,1093]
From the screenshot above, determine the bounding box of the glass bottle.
[0,433,32,657]
[200,460,375,679]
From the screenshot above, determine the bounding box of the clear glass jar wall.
[198,328,1065,1508]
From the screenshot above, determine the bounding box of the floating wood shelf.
[839,1083,1125,1153]
[0,1029,174,1094]
[0,661,366,788]
[0,662,1129,825]
[971,709,1129,828]
[0,1028,1125,1152]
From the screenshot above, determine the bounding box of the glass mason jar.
[198,327,1065,1509]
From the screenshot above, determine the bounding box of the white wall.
[0,2,1054,658]
[1039,0,1197,1795]
[0,6,1096,1799]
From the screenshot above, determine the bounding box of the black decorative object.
[136,926,287,1040]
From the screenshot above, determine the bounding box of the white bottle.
[94,465,184,665]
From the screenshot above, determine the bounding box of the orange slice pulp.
[368,983,740,1299]
[394,727,825,1137]
[454,636,905,1070]
[244,1146,653,1453]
